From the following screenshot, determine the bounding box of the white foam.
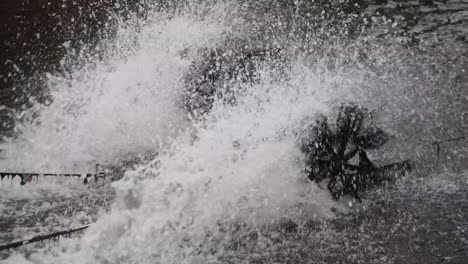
[9,53,364,263]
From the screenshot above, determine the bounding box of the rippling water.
[0,1,467,263]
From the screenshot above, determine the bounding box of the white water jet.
[0,9,230,173]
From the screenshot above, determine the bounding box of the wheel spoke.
[344,147,359,161]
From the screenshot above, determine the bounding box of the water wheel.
[301,103,401,200]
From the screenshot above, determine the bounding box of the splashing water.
[0,10,230,172]
[1,1,467,263]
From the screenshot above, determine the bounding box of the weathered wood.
[0,225,89,251]
[0,172,99,185]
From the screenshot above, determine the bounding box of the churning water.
[0,1,467,263]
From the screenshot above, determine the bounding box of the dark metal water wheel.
[302,104,390,200]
